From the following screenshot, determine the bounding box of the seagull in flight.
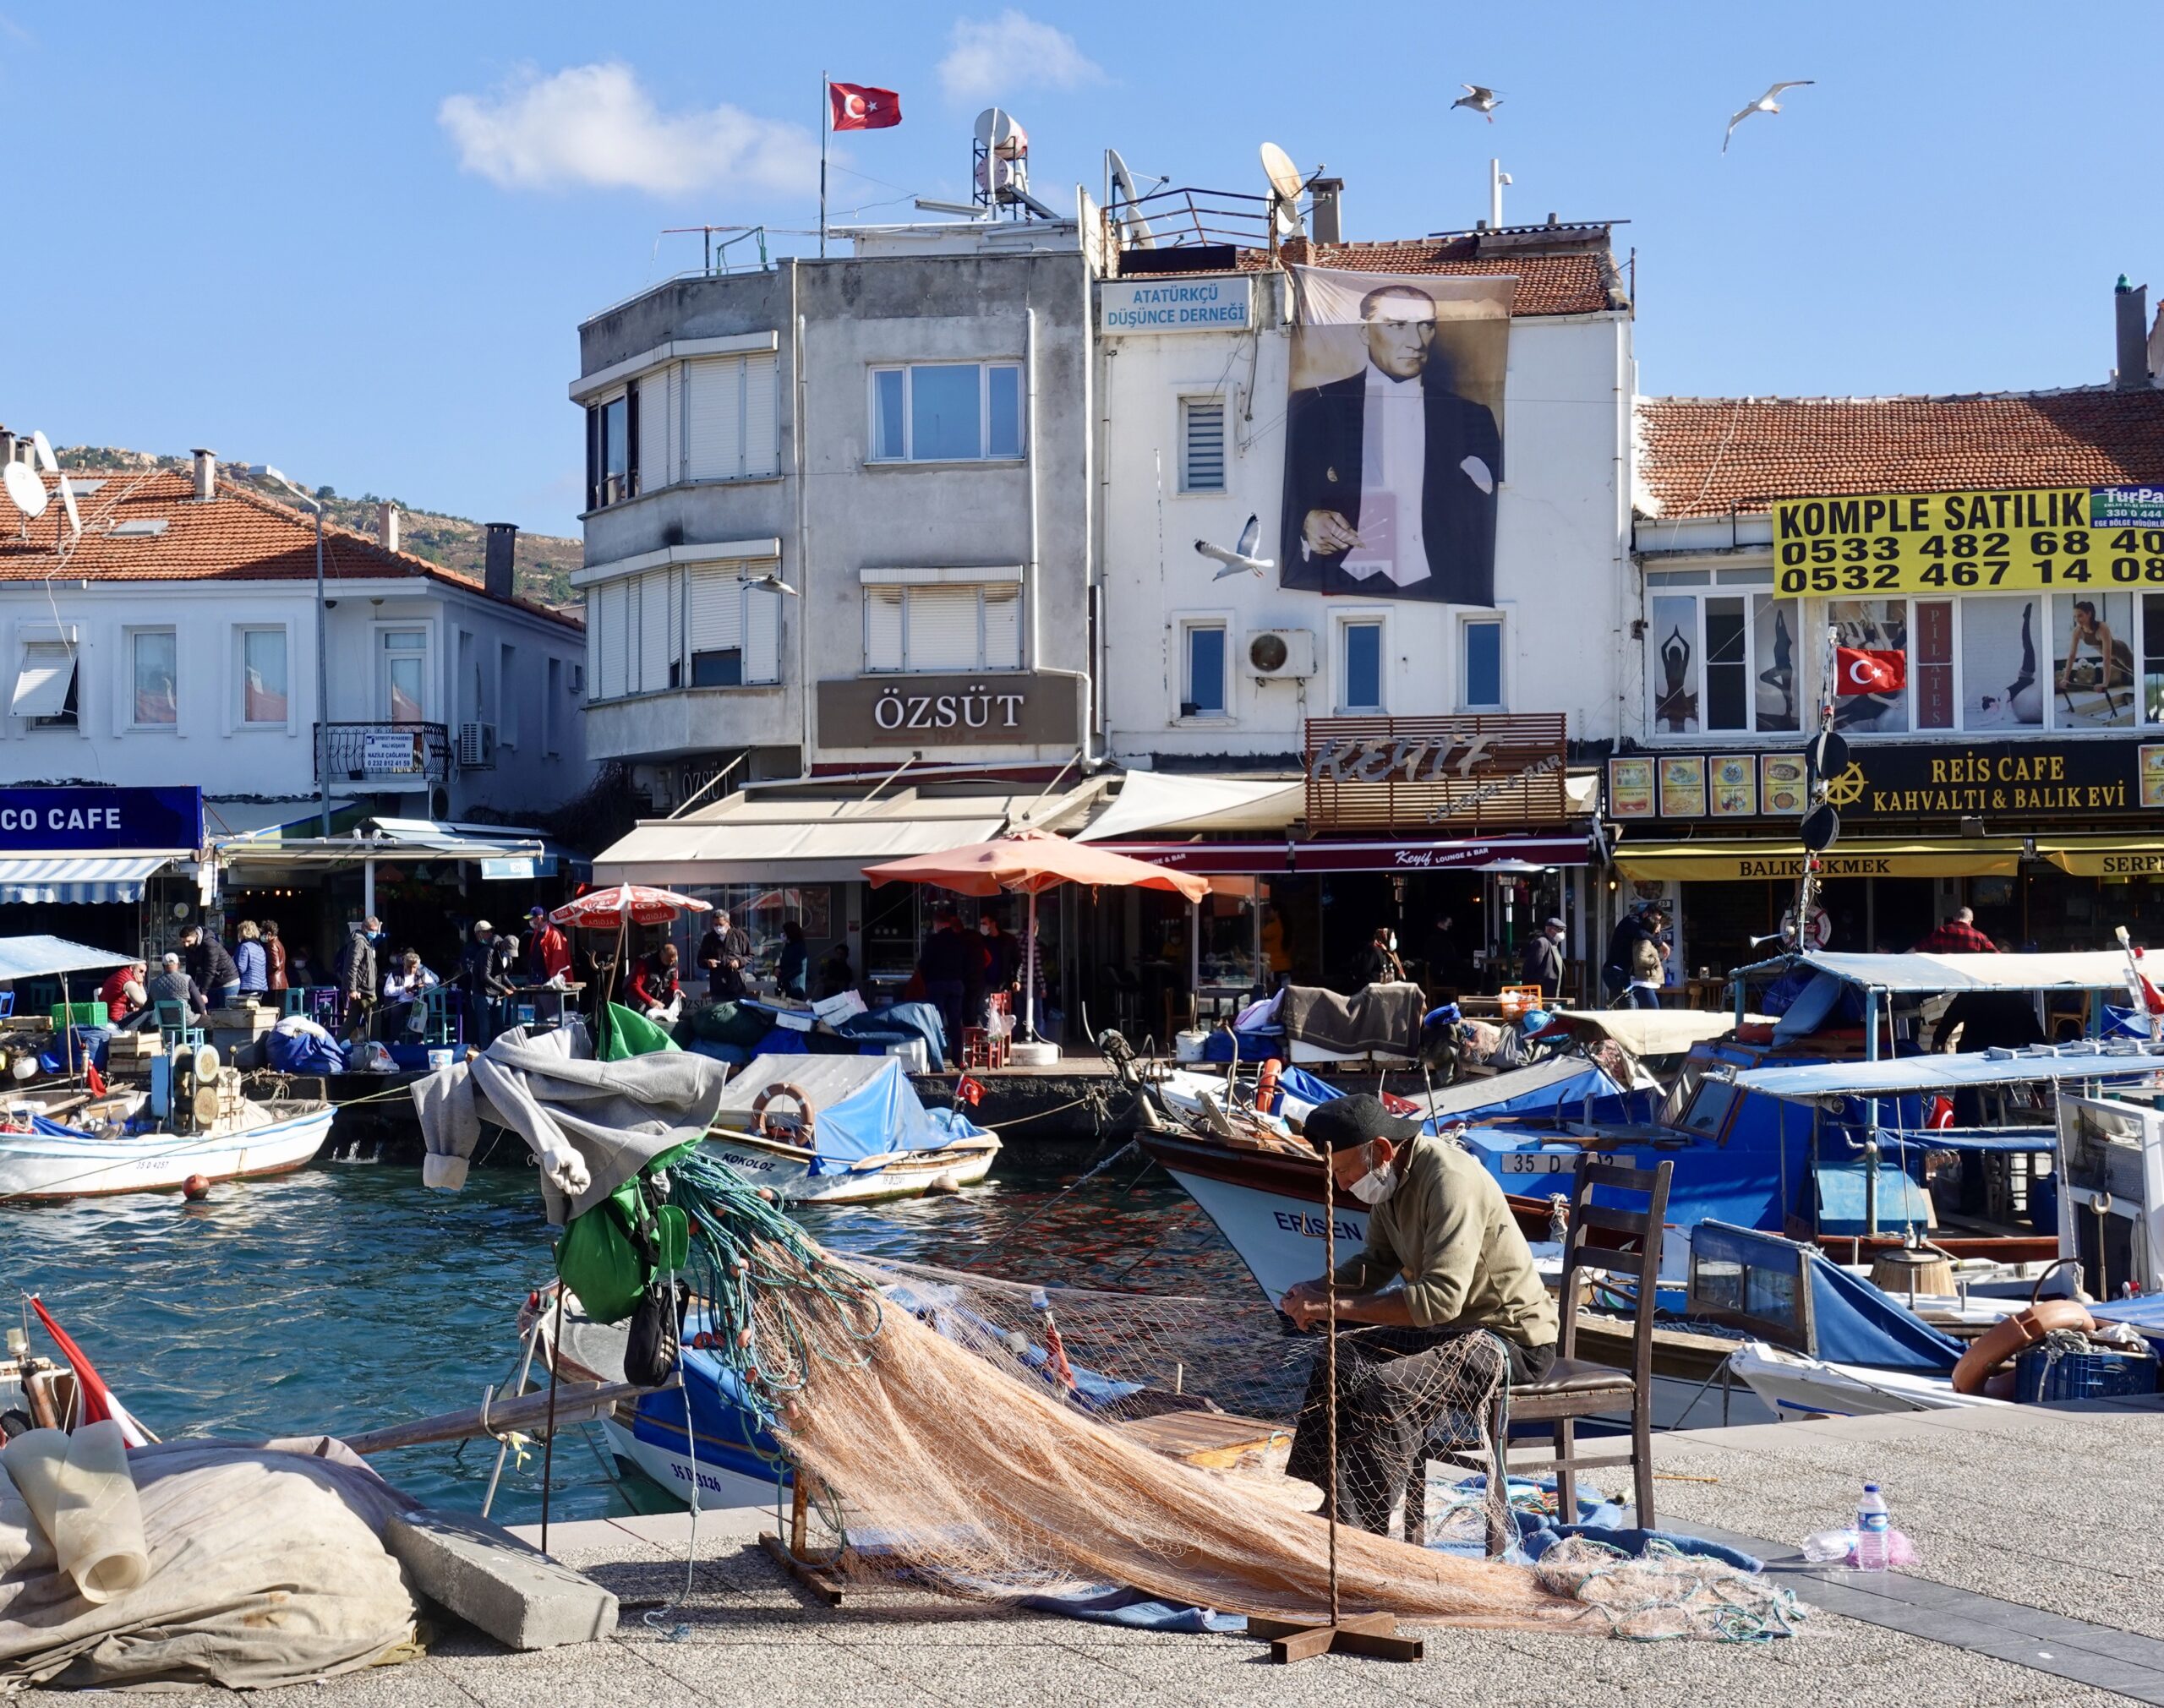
[1451,84,1501,122]
[1194,516,1273,580]
[1724,80,1814,153]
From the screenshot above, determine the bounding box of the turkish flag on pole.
[1834,646,1906,696]
[829,83,901,130]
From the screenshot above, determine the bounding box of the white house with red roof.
[0,446,589,832]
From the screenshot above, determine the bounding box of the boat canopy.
[0,935,133,983]
[1732,1040,2164,1102]
[1740,949,2139,995]
[1544,1008,1752,1056]
[1691,1221,1963,1372]
[713,1053,986,1165]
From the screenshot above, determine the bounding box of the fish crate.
[106,1030,165,1063]
[959,1027,1008,1070]
[2014,1341,2159,1405]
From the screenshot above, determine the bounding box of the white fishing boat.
[0,1094,334,1203]
[1724,1340,2003,1417]
[702,1054,1000,1206]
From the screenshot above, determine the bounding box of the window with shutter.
[638,368,672,494]
[689,564,745,686]
[685,357,744,480]
[983,585,1021,668]
[866,588,904,671]
[639,569,674,693]
[593,581,628,700]
[1180,398,1226,493]
[743,352,779,477]
[744,584,782,684]
[907,587,980,671]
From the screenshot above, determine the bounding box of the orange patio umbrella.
[866,829,1209,1042]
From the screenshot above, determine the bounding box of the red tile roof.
[1637,390,2164,519]
[1235,233,1621,317]
[0,467,580,629]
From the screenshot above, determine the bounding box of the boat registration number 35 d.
[1500,1151,1577,1174]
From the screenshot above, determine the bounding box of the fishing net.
[647,1151,1796,1642]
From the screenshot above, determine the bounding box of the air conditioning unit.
[1244,629,1316,679]
[456,721,497,770]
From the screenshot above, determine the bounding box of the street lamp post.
[249,465,331,834]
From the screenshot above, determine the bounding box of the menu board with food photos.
[1606,756,1656,818]
[1708,755,1757,817]
[1657,756,1706,818]
[1759,754,1807,816]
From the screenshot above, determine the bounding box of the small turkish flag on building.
[829,83,901,131]
[1835,646,1906,696]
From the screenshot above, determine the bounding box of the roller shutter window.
[638,368,672,493]
[685,357,744,481]
[743,352,779,477]
[689,563,746,687]
[982,585,1021,669]
[638,569,673,693]
[866,587,904,672]
[743,582,782,685]
[593,581,629,700]
[906,587,980,672]
[1180,397,1225,493]
[664,565,684,688]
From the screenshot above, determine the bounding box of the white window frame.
[375,622,435,724]
[865,362,1026,464]
[235,622,294,733]
[586,386,634,512]
[1333,611,1388,714]
[12,628,81,731]
[1178,394,1227,494]
[123,625,179,734]
[1643,571,1800,739]
[861,582,1023,674]
[1458,613,1508,713]
[1175,614,1233,723]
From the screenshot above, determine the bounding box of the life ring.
[1949,1298,2094,1394]
[751,1083,814,1146]
[1256,1058,1282,1116]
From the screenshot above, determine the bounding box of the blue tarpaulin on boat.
[1692,1220,1963,1372]
[28,1114,95,1140]
[1197,1025,1284,1062]
[710,1054,986,1174]
[1276,1064,1342,1106]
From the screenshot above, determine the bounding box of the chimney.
[0,428,15,466]
[190,447,216,501]
[484,522,517,600]
[378,501,400,554]
[2115,277,2150,390]
[1309,177,1344,246]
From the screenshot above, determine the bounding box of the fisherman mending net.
[1281,1094,1556,1538]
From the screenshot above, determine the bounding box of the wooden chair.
[1436,1154,1672,1552]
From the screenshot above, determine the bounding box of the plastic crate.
[2014,1341,2159,1405]
[49,1001,107,1028]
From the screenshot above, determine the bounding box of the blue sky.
[4,2,2154,537]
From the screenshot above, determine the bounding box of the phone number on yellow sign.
[1772,488,2164,596]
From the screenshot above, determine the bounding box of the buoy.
[181,1174,210,1202]
[926,1170,965,1195]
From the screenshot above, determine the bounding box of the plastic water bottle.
[1855,1483,1890,1572]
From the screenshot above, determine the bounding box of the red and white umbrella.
[551,884,712,930]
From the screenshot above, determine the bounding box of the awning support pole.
[1864,985,1881,1238]
[1022,889,1040,1042]
[363,858,376,919]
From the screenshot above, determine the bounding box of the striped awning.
[0,854,177,905]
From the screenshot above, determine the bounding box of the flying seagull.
[1724,80,1814,153]
[1194,516,1273,580]
[1452,84,1501,122]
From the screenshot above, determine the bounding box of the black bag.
[625,1279,686,1388]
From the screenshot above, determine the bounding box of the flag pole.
[818,68,828,260]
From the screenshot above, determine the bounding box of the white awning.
[1074,772,1305,843]
[1759,950,2140,995]
[595,784,1099,886]
[0,935,136,980]
[0,853,178,904]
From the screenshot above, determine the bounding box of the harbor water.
[6,1145,1254,1521]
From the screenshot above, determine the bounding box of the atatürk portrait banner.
[1278,266,1511,606]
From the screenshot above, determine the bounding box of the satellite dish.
[1260,141,1304,237]
[29,431,79,539]
[1106,148,1156,248]
[2,461,47,520]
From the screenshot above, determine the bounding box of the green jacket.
[1332,1133,1560,1347]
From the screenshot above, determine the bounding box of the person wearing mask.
[286,945,317,990]
[775,919,809,1001]
[1279,1096,1558,1535]
[628,941,684,1023]
[1521,916,1566,1003]
[1352,925,1407,988]
[232,920,270,1003]
[461,920,517,1044]
[381,950,440,1034]
[816,941,856,1001]
[335,917,380,1041]
[136,952,208,1027]
[182,925,241,1009]
[524,905,572,982]
[261,919,288,995]
[697,909,751,1001]
[487,922,523,992]
[98,961,148,1027]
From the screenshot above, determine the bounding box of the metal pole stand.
[1253,1180,1422,1665]
[758,1470,847,1606]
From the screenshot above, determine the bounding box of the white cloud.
[440,63,817,197]
[937,11,1102,103]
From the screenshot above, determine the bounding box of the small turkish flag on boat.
[1835,646,1906,696]
[829,82,901,130]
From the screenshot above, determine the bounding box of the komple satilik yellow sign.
[1773,486,2164,597]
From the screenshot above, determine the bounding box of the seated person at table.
[99,961,148,1027]
[1280,1095,1558,1534]
[628,942,684,1023]
[131,952,208,1028]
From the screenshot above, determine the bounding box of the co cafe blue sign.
[0,787,204,852]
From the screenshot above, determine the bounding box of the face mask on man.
[1386,933,1398,952]
[1346,1144,1399,1206]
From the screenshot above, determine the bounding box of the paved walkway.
[28,1398,2164,1706]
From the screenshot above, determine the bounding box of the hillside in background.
[55,447,582,609]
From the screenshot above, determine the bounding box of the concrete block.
[385,1507,620,1651]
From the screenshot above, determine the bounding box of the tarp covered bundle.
[711,1054,987,1173]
